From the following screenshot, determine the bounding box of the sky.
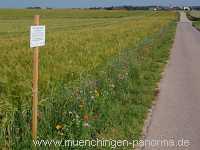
[0,0,200,8]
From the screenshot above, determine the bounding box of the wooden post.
[32,15,40,140]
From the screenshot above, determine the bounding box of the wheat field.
[0,9,177,149]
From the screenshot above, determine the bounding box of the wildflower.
[83,122,90,128]
[58,132,64,136]
[79,104,84,108]
[118,74,125,80]
[119,72,128,81]
[91,95,95,99]
[83,114,89,122]
[69,111,73,115]
[56,124,63,130]
[79,100,84,108]
[76,114,80,119]
[95,90,100,97]
[110,84,115,88]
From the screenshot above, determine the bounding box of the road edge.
[134,21,178,150]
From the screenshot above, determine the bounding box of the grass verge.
[186,11,200,31]
[192,21,200,31]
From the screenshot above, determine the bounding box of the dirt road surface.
[143,12,200,150]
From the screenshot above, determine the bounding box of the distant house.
[149,7,158,11]
[153,8,158,11]
[184,7,191,11]
[149,6,164,11]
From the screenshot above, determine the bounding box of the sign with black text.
[30,26,45,48]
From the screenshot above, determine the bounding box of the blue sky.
[1,0,200,8]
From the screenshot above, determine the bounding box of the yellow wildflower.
[79,100,84,108]
[56,124,63,130]
[95,90,100,97]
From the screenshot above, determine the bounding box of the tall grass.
[187,11,200,30]
[187,10,200,21]
[0,9,177,149]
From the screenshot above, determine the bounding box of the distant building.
[26,7,42,9]
[170,6,182,10]
[149,7,159,11]
[184,7,191,11]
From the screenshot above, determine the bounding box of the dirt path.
[143,12,200,150]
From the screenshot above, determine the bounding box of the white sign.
[30,26,45,48]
